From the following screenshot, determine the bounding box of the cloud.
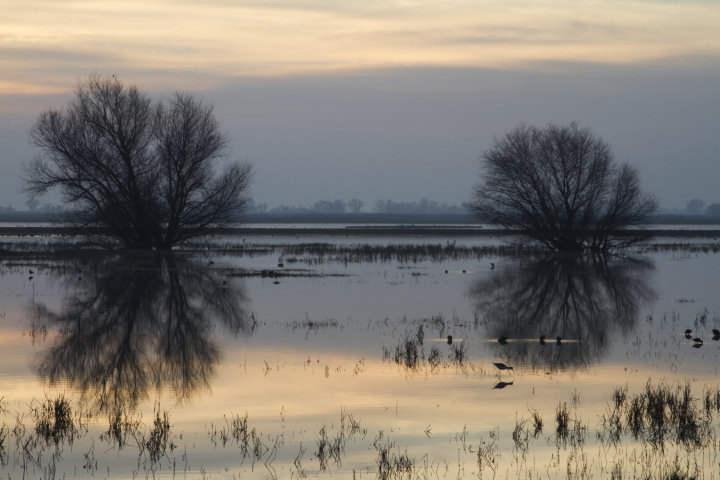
[2,0,719,95]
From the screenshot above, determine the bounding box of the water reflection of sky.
[2,238,720,478]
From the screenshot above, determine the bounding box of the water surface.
[1,234,720,478]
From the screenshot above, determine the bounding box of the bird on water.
[497,336,508,345]
[492,362,513,371]
[685,329,693,339]
[713,329,720,340]
[447,335,453,345]
[539,335,546,345]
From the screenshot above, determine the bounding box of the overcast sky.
[1,0,719,210]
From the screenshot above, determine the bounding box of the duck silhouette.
[539,335,546,345]
[497,336,508,345]
[685,329,693,339]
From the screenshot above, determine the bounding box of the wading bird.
[492,362,513,371]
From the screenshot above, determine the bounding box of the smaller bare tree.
[24,75,251,249]
[471,123,657,251]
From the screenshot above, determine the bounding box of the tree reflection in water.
[470,254,655,370]
[31,253,251,414]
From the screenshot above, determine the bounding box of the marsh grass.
[145,408,171,463]
[316,425,343,471]
[450,340,468,366]
[32,395,78,447]
[287,313,341,333]
[384,320,476,374]
[2,386,720,478]
[476,427,499,475]
[556,402,570,442]
[0,423,7,467]
[392,336,421,370]
[315,408,365,472]
[599,381,720,451]
[530,408,543,438]
[427,346,442,369]
[373,431,414,480]
[512,416,532,456]
[555,402,587,449]
[232,242,527,265]
[100,408,141,450]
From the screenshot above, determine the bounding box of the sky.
[1,0,719,210]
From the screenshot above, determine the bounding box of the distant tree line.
[246,198,470,215]
[684,198,720,217]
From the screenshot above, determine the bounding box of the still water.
[1,233,720,479]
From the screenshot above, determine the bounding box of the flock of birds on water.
[685,328,720,347]
[472,328,720,390]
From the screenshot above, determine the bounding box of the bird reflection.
[30,253,252,415]
[470,254,655,370]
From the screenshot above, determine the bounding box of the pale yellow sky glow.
[2,0,719,94]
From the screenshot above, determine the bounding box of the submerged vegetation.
[2,383,720,478]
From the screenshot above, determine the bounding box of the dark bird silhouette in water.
[539,335,546,345]
[493,381,514,389]
[712,329,720,340]
[556,336,562,345]
[685,329,693,339]
[692,337,703,347]
[29,269,34,274]
[492,362,513,371]
[497,336,508,345]
[447,335,453,345]
[490,262,495,270]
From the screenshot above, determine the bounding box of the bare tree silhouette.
[31,253,252,415]
[25,75,251,249]
[471,123,657,251]
[470,254,655,369]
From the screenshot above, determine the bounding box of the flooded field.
[1,232,720,479]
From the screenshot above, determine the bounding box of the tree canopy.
[471,123,657,251]
[25,75,251,249]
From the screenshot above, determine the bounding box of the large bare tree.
[471,123,657,251]
[25,75,251,249]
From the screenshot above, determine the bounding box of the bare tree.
[24,75,251,249]
[471,123,657,251]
